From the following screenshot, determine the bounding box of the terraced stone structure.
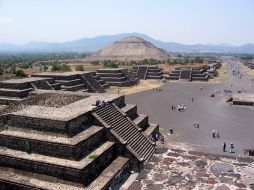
[32,71,108,93]
[132,65,163,80]
[0,90,158,189]
[0,77,61,104]
[241,60,254,69]
[96,68,139,86]
[167,67,209,81]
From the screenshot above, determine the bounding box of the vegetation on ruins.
[88,155,99,160]
[75,65,85,71]
[51,62,71,72]
[103,60,119,68]
[15,70,28,77]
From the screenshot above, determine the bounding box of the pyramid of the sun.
[86,36,170,61]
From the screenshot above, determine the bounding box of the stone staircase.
[136,66,148,79]
[92,103,155,162]
[121,104,159,137]
[80,73,105,93]
[180,69,192,80]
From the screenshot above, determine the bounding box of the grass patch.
[89,155,99,160]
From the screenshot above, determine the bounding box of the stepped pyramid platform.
[32,71,108,93]
[132,65,163,80]
[166,67,209,81]
[0,77,61,105]
[85,36,170,61]
[0,90,158,189]
[96,68,139,87]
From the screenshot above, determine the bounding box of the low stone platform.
[0,77,61,104]
[132,65,163,80]
[227,93,254,106]
[166,66,209,81]
[96,68,138,87]
[32,71,107,93]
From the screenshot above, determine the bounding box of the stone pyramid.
[86,36,170,61]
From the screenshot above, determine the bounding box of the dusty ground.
[107,80,165,95]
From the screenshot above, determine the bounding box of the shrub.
[16,70,27,77]
[75,65,84,71]
[60,64,71,72]
[51,63,61,71]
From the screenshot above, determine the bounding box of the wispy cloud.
[0,17,13,24]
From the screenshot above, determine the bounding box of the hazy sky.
[0,0,253,45]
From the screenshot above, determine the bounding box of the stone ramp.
[93,103,155,162]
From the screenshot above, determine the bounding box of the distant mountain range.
[1,33,254,54]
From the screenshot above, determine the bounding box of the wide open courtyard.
[126,61,254,156]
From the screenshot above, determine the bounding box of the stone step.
[0,125,105,160]
[146,76,163,79]
[0,88,33,98]
[104,81,125,86]
[56,79,82,86]
[134,114,148,129]
[121,104,138,120]
[0,96,22,105]
[144,123,159,137]
[0,141,116,184]
[62,84,85,92]
[96,73,124,77]
[100,77,127,82]
[0,156,129,190]
[87,156,129,190]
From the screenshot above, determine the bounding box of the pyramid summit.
[86,36,170,61]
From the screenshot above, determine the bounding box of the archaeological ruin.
[167,67,209,81]
[96,68,139,87]
[166,62,221,81]
[131,65,163,80]
[0,71,109,104]
[85,36,170,61]
[0,90,159,189]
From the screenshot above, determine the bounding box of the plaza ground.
[126,60,254,156]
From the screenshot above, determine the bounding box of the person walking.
[169,128,174,135]
[223,142,226,152]
[212,130,216,138]
[230,143,234,153]
[216,130,220,138]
